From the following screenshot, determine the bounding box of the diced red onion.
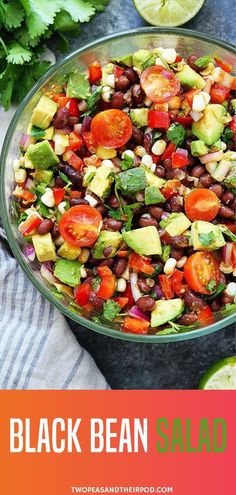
[43,261,53,272]
[19,134,35,150]
[222,243,233,266]
[161,212,170,221]
[19,134,28,146]
[130,271,142,302]
[176,148,188,157]
[25,178,35,191]
[91,85,99,92]
[23,244,35,262]
[81,116,92,134]
[129,306,149,321]
[152,285,164,300]
[40,263,57,284]
[200,150,223,164]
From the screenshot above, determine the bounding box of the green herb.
[161,244,171,263]
[153,131,162,140]
[0,0,110,110]
[221,226,236,242]
[160,213,180,229]
[120,153,134,171]
[205,283,226,301]
[157,320,198,335]
[107,202,140,231]
[58,171,72,186]
[36,200,53,219]
[18,211,27,224]
[198,231,216,246]
[219,303,236,318]
[83,85,102,115]
[103,300,121,321]
[50,288,64,300]
[91,276,101,290]
[222,126,234,145]
[206,280,217,292]
[195,55,212,69]
[36,182,48,195]
[166,123,186,147]
[116,167,148,194]
[30,125,46,139]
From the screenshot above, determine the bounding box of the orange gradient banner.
[0,391,235,495]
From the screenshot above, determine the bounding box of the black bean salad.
[13,46,236,335]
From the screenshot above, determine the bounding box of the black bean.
[219,205,234,218]
[184,290,206,311]
[131,125,144,145]
[113,258,127,277]
[96,205,107,217]
[58,163,82,187]
[55,176,66,188]
[69,198,89,207]
[221,191,234,205]
[139,216,158,228]
[143,132,152,153]
[210,299,222,312]
[98,259,114,267]
[68,116,79,126]
[199,173,213,187]
[187,55,202,73]
[170,247,184,260]
[155,166,166,178]
[88,292,104,312]
[115,75,131,92]
[191,165,205,178]
[138,278,152,294]
[124,68,139,84]
[132,84,145,106]
[103,218,123,231]
[136,296,155,312]
[172,235,189,249]
[221,293,234,305]
[209,184,223,198]
[108,195,120,208]
[103,246,113,258]
[177,312,198,326]
[149,207,164,220]
[53,107,69,128]
[37,219,53,235]
[169,195,183,212]
[111,92,125,109]
[51,224,59,239]
[123,88,133,106]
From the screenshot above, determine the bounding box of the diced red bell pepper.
[231,78,236,90]
[175,114,193,126]
[129,253,154,275]
[148,110,170,130]
[232,244,236,269]
[113,297,129,309]
[53,188,65,205]
[197,305,215,325]
[14,189,36,204]
[158,274,174,300]
[123,284,134,308]
[185,89,200,106]
[210,84,230,104]
[171,269,187,297]
[89,61,102,84]
[75,283,91,307]
[63,150,83,170]
[150,153,161,164]
[229,115,236,134]
[161,142,176,161]
[97,265,116,300]
[82,131,97,153]
[18,214,42,236]
[161,179,181,200]
[114,65,124,79]
[122,317,149,334]
[52,93,70,107]
[172,151,190,169]
[67,98,80,117]
[214,57,232,73]
[175,55,182,63]
[67,132,83,151]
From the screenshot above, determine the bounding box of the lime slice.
[199,357,236,390]
[133,0,205,27]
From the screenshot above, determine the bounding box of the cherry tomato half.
[185,188,220,222]
[140,66,180,104]
[184,252,220,295]
[91,109,132,148]
[59,205,102,247]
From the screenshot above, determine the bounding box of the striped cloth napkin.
[0,108,108,390]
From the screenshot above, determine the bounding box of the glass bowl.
[1,28,235,343]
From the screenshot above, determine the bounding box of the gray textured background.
[68,0,236,389]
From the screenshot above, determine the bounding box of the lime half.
[199,357,236,390]
[133,0,205,27]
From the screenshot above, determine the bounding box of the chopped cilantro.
[107,202,140,231]
[194,55,212,69]
[161,245,171,263]
[120,153,134,171]
[157,320,198,335]
[36,182,48,195]
[91,277,101,290]
[58,171,72,187]
[30,125,46,139]
[36,200,53,219]
[199,231,216,246]
[103,300,121,321]
[205,283,226,301]
[222,126,234,145]
[83,86,102,115]
[166,123,186,147]
[221,227,236,242]
[206,280,217,292]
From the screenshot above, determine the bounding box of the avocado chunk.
[34,169,53,185]
[31,95,58,130]
[32,233,56,262]
[83,166,96,187]
[192,104,227,145]
[151,299,184,328]
[57,242,82,260]
[112,54,133,67]
[130,108,148,127]
[66,71,90,100]
[191,221,226,250]
[145,186,166,205]
[116,167,148,194]
[54,259,82,287]
[143,167,166,188]
[25,140,59,169]
[53,283,73,298]
[122,226,162,256]
[190,140,209,157]
[88,163,114,198]
[176,64,205,89]
[160,213,191,237]
[231,99,236,112]
[92,231,122,259]
[132,49,155,71]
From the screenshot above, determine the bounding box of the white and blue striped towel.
[0,108,108,390]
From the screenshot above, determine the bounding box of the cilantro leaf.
[91,276,101,290]
[205,283,226,301]
[166,123,186,147]
[157,320,198,335]
[199,231,215,246]
[30,125,46,139]
[222,126,234,145]
[90,0,110,12]
[58,171,72,186]
[206,280,217,292]
[57,0,95,23]
[11,60,51,104]
[194,55,212,69]
[221,227,236,242]
[120,153,134,171]
[36,199,53,219]
[219,303,236,318]
[161,244,171,263]
[83,86,102,115]
[6,42,32,64]
[0,63,15,110]
[19,0,60,39]
[103,300,121,321]
[123,203,140,231]
[0,0,25,29]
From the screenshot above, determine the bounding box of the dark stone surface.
[67,0,236,389]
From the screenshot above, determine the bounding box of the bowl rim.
[1,26,235,343]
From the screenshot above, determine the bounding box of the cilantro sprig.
[166,123,186,147]
[0,0,110,110]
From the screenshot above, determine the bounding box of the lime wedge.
[199,357,236,390]
[133,0,205,27]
